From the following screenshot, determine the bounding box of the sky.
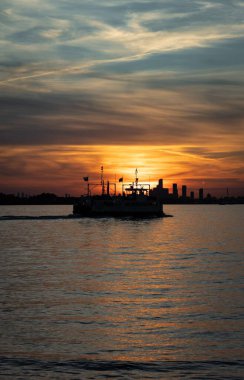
[1,0,244,196]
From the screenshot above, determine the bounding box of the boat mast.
[135,168,138,189]
[101,166,105,195]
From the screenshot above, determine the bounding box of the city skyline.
[0,172,239,199]
[1,1,244,196]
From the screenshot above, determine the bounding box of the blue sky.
[0,0,244,194]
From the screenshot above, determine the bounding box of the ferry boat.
[73,169,165,217]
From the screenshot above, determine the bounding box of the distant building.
[199,188,204,201]
[173,183,178,199]
[190,191,194,201]
[158,179,163,189]
[182,185,187,199]
[151,179,169,201]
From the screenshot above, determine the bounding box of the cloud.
[0,0,244,193]
[0,69,243,147]
[1,0,244,85]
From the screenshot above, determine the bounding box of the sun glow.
[1,144,243,196]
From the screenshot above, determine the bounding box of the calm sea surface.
[0,205,243,379]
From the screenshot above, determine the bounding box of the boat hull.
[73,197,164,217]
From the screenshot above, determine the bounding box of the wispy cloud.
[1,0,244,84]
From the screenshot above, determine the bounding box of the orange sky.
[1,145,243,196]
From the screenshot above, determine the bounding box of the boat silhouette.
[73,169,166,217]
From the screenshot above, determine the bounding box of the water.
[0,205,243,379]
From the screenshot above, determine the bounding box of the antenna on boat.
[135,168,138,188]
[101,166,105,195]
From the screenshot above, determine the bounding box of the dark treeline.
[0,193,78,205]
[0,192,244,205]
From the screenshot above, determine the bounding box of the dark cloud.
[1,73,243,146]
[100,38,244,75]
[182,147,244,160]
[0,92,144,145]
[8,27,50,44]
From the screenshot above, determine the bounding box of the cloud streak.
[1,1,244,85]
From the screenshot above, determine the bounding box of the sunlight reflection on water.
[0,205,243,378]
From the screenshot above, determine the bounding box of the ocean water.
[0,204,243,379]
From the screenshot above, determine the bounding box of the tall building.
[182,185,187,199]
[150,179,168,201]
[199,188,204,201]
[158,179,163,189]
[173,183,178,199]
[190,191,194,201]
